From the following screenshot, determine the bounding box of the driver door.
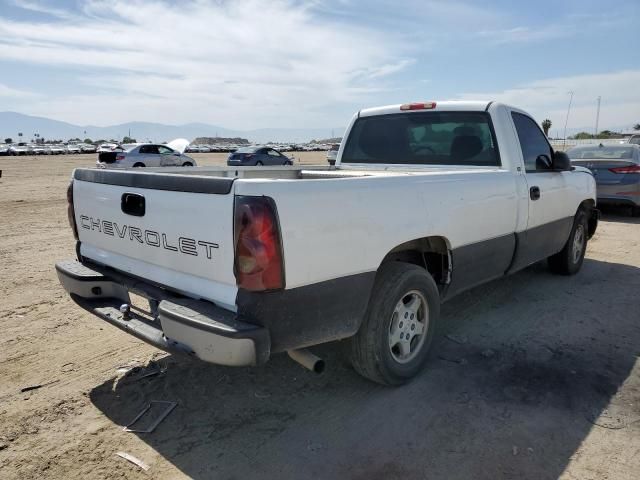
[509,111,574,270]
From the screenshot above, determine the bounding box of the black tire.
[548,207,588,275]
[631,206,640,217]
[256,161,263,166]
[182,162,193,167]
[349,262,439,386]
[132,162,145,168]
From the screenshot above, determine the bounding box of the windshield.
[567,146,635,160]
[341,111,500,166]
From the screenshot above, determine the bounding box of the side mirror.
[552,151,571,171]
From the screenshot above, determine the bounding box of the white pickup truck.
[56,101,598,385]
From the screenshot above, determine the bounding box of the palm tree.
[541,119,552,137]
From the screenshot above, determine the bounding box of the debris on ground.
[481,349,495,358]
[512,446,519,456]
[123,401,178,433]
[19,379,60,393]
[116,451,150,471]
[445,333,468,345]
[438,355,468,365]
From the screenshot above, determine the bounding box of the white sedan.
[96,139,196,168]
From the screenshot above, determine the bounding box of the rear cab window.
[341,111,500,166]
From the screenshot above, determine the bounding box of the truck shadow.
[90,258,640,479]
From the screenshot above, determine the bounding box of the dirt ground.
[0,153,639,480]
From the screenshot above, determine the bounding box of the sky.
[0,0,638,135]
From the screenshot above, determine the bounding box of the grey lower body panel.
[507,216,574,274]
[55,259,270,366]
[445,233,516,299]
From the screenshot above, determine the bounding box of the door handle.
[530,186,541,201]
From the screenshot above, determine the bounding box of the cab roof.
[359,100,493,117]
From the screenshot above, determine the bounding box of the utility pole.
[563,91,574,147]
[594,96,601,139]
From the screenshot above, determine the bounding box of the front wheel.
[548,208,588,275]
[132,162,145,168]
[256,161,263,166]
[182,162,193,167]
[349,262,439,386]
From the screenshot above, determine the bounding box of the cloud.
[457,70,640,133]
[0,0,413,127]
[9,0,77,19]
[0,82,38,98]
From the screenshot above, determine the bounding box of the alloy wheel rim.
[388,290,429,364]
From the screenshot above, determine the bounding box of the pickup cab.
[56,101,598,385]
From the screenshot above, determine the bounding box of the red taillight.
[67,181,78,240]
[400,102,436,111]
[116,154,125,161]
[609,165,640,174]
[234,196,284,291]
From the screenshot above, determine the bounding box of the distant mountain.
[0,111,344,144]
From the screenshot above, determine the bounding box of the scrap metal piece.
[116,451,150,471]
[123,400,177,433]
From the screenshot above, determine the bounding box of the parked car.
[326,143,340,165]
[628,134,640,145]
[9,144,29,155]
[96,139,195,168]
[66,144,81,154]
[80,143,97,153]
[97,143,118,153]
[49,144,66,155]
[568,144,640,216]
[32,145,47,155]
[227,146,293,166]
[0,144,9,156]
[57,100,598,386]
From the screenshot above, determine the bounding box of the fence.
[549,138,629,148]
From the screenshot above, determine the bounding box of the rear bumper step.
[55,260,270,366]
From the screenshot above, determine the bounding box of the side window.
[511,112,553,172]
[267,149,281,157]
[158,146,174,155]
[139,145,159,154]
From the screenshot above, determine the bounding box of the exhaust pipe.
[287,349,325,374]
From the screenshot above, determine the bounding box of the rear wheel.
[182,162,193,167]
[133,162,145,168]
[350,262,439,386]
[548,208,588,275]
[632,206,640,217]
[256,161,263,166]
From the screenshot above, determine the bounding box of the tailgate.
[72,169,238,310]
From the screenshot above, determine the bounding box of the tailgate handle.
[121,193,145,216]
